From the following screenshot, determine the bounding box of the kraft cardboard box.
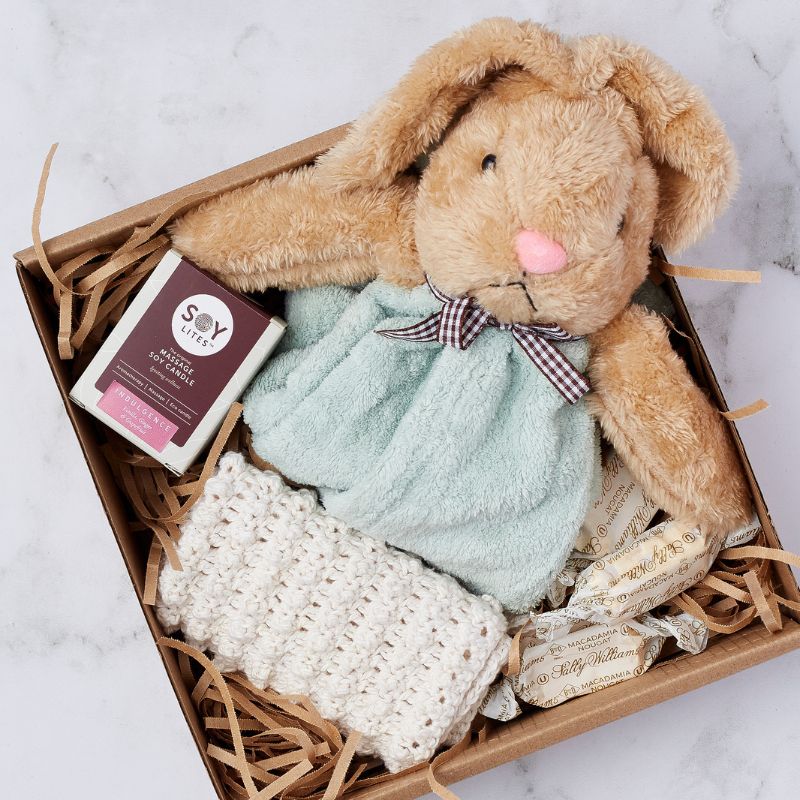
[14,126,800,800]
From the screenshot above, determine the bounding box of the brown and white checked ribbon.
[377,277,591,404]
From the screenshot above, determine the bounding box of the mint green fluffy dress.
[244,280,600,611]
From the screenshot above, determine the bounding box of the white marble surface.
[2,2,799,798]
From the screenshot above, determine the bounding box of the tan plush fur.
[588,306,751,533]
[171,167,420,293]
[170,18,750,533]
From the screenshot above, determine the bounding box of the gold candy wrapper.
[546,450,659,607]
[574,451,659,559]
[639,610,709,654]
[478,675,522,721]
[483,611,708,715]
[536,517,760,640]
[511,618,664,708]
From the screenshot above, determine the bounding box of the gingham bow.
[377,277,591,404]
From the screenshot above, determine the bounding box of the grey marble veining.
[2,2,798,799]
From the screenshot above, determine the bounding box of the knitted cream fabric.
[156,452,510,773]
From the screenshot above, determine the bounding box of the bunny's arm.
[587,304,751,534]
[169,166,421,293]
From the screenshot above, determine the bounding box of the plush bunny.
[170,18,751,611]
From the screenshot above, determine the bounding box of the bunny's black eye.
[617,215,626,235]
[481,153,497,171]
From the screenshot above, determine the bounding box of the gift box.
[14,126,800,800]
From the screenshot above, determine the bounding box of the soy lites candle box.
[70,248,285,474]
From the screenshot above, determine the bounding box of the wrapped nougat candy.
[480,611,708,717]
[639,611,708,655]
[479,676,521,721]
[534,517,761,641]
[509,618,663,708]
[545,449,659,608]
[573,450,658,559]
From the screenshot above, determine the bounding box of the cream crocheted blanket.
[157,452,510,772]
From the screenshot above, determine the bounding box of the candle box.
[69,249,285,474]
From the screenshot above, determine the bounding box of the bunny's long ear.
[316,17,572,191]
[577,37,738,252]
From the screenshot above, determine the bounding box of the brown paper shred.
[252,743,331,766]
[71,241,169,349]
[157,639,385,800]
[159,638,261,797]
[677,596,757,634]
[32,144,71,301]
[143,539,165,605]
[165,638,487,800]
[243,427,310,490]
[657,259,761,284]
[476,721,489,746]
[112,189,212,260]
[74,234,169,293]
[320,732,361,800]
[775,594,800,614]
[426,726,473,800]
[720,544,800,568]
[55,246,115,282]
[156,636,459,799]
[192,668,216,708]
[699,574,752,604]
[721,399,770,421]
[244,428,272,471]
[744,570,782,632]
[107,448,166,468]
[100,402,243,603]
[178,650,195,688]
[671,532,800,636]
[502,626,523,677]
[207,743,280,781]
[57,277,75,358]
[154,468,183,517]
[659,313,706,384]
[150,402,243,525]
[32,144,210,361]
[257,761,316,800]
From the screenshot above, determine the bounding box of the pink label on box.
[97,380,178,452]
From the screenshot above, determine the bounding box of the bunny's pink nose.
[514,229,568,274]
